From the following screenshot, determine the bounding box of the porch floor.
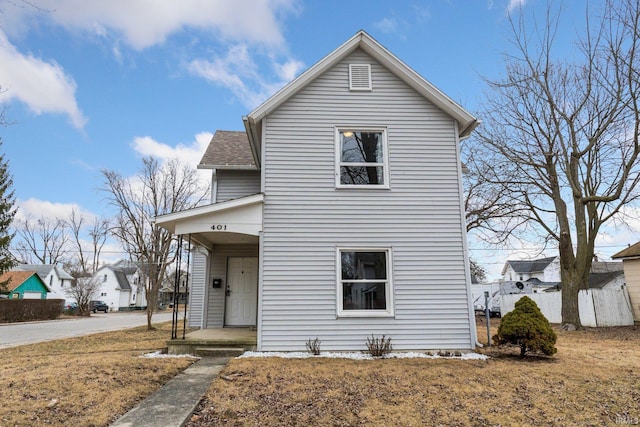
[167,327,257,355]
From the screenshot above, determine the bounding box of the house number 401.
[211,224,227,231]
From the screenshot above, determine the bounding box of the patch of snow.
[238,351,488,360]
[140,350,200,359]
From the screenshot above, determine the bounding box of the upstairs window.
[336,129,388,187]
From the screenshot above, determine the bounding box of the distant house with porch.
[0,271,51,299]
[156,31,480,352]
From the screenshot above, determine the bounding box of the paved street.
[0,311,179,349]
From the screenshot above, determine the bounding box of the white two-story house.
[156,31,480,351]
[92,260,147,311]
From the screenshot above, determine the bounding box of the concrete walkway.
[110,357,229,427]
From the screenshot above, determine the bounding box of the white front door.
[225,257,258,326]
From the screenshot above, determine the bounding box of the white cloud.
[15,198,95,223]
[132,132,213,165]
[506,0,527,14]
[0,30,86,128]
[2,0,297,50]
[131,132,213,190]
[374,17,399,34]
[188,45,304,110]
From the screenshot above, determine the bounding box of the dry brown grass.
[0,321,195,427]
[189,318,640,427]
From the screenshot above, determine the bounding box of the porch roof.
[154,194,263,249]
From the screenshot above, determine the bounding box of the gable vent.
[349,64,372,91]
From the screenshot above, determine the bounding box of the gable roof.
[0,271,50,292]
[504,256,557,275]
[198,130,257,170]
[612,242,640,260]
[113,270,132,291]
[15,264,74,281]
[243,30,479,166]
[588,271,624,289]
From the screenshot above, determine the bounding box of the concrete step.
[195,347,246,357]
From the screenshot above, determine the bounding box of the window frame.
[335,127,389,189]
[336,247,394,318]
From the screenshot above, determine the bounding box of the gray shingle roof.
[14,264,74,281]
[113,270,132,291]
[198,130,256,170]
[506,256,557,274]
[588,271,624,289]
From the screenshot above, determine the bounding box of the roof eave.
[246,30,479,139]
[197,164,258,171]
[154,193,265,233]
[243,116,261,168]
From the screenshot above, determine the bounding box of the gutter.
[242,116,261,168]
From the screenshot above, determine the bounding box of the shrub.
[366,334,392,357]
[305,338,321,355]
[493,296,557,358]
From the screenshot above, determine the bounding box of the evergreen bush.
[493,296,557,358]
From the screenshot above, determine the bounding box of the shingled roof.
[198,130,257,170]
[0,271,45,292]
[505,256,557,274]
[612,241,640,260]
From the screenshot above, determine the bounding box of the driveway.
[0,311,178,349]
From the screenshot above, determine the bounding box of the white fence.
[500,288,635,327]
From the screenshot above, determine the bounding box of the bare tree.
[14,214,69,264]
[477,0,640,329]
[102,157,208,329]
[64,274,101,316]
[65,208,109,274]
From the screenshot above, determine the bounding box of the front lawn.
[0,321,195,426]
[189,319,640,426]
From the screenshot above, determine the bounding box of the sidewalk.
[110,357,229,427]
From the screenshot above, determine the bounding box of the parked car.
[90,300,109,313]
[64,300,79,311]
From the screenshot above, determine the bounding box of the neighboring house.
[13,264,74,300]
[0,271,51,299]
[612,242,640,321]
[156,31,480,352]
[501,256,561,283]
[160,270,189,306]
[92,260,147,311]
[588,261,625,290]
[501,257,624,294]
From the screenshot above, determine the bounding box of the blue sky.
[0,0,636,278]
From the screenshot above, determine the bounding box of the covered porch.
[155,194,263,354]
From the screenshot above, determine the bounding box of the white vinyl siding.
[216,170,261,203]
[260,48,473,351]
[188,249,208,328]
[206,244,259,328]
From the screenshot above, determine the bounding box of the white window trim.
[336,247,394,318]
[335,127,390,189]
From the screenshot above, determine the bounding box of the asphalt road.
[0,311,178,349]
